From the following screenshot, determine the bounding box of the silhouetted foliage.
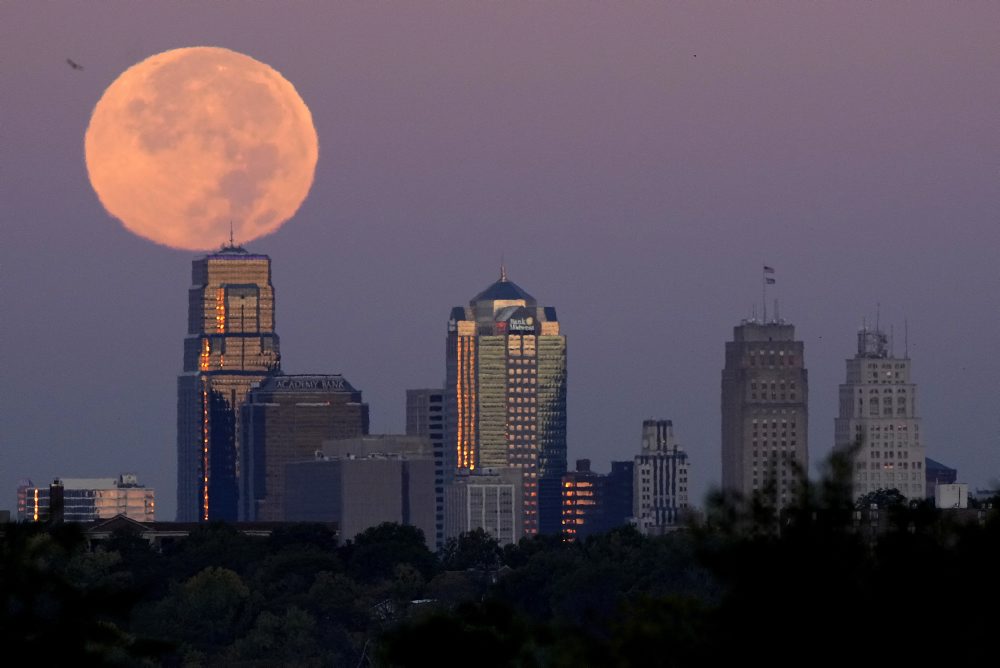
[6,452,1000,667]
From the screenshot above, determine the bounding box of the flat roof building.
[241,374,369,521]
[445,468,523,545]
[722,320,808,506]
[18,474,155,522]
[284,435,435,544]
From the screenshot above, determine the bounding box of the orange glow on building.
[215,288,226,333]
[199,338,210,371]
[201,385,210,521]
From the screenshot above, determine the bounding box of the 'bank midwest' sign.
[508,317,535,333]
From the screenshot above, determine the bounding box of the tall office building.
[445,267,567,536]
[633,420,689,535]
[241,374,369,521]
[406,389,446,550]
[176,244,280,522]
[721,320,808,506]
[834,327,926,502]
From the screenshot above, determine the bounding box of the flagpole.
[762,264,767,323]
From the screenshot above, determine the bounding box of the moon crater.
[85,46,318,250]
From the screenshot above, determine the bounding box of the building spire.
[229,221,235,248]
[500,255,508,282]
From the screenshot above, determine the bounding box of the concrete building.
[406,388,446,550]
[240,374,369,521]
[559,459,635,540]
[176,244,281,522]
[835,327,926,502]
[633,421,689,534]
[445,468,523,545]
[722,320,808,506]
[284,435,436,544]
[18,474,155,522]
[935,483,968,509]
[445,266,567,536]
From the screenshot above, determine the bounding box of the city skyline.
[4,4,1000,519]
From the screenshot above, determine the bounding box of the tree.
[344,522,437,582]
[440,528,502,572]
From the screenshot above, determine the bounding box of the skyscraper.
[445,267,567,536]
[176,244,280,522]
[241,374,369,521]
[834,327,926,502]
[406,388,446,549]
[721,320,808,506]
[633,420,689,534]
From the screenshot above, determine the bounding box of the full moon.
[85,47,318,250]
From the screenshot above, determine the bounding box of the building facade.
[406,388,446,549]
[18,474,155,522]
[284,435,435,542]
[835,327,926,502]
[177,244,281,522]
[240,374,369,521]
[558,459,635,540]
[445,267,567,536]
[633,421,689,534]
[444,468,523,545]
[721,320,808,506]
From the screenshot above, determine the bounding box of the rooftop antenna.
[228,221,236,248]
[774,298,780,323]
[904,318,909,358]
[875,302,881,333]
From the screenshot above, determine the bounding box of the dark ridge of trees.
[3,452,1000,665]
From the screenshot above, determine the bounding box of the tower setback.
[834,327,926,502]
[176,245,280,522]
[444,268,567,536]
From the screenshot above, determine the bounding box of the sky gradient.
[3,3,999,519]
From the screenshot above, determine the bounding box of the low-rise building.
[284,435,435,544]
[445,468,522,545]
[18,474,155,522]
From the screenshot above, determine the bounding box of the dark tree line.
[3,453,1000,665]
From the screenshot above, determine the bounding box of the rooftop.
[472,265,536,304]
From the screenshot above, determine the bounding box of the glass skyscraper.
[445,267,567,536]
[176,244,280,522]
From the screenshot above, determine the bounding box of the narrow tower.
[721,319,808,505]
[444,267,567,536]
[834,326,925,501]
[176,244,280,522]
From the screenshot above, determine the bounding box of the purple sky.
[3,3,999,519]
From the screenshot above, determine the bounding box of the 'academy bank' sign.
[272,377,347,391]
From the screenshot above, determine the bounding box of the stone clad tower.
[721,320,808,506]
[835,326,926,501]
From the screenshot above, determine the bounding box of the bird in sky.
[66,58,84,71]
